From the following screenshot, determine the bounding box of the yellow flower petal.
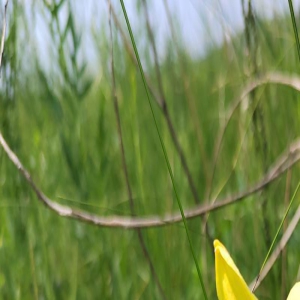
[287,282,300,300]
[214,239,258,300]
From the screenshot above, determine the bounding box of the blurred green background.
[0,0,300,299]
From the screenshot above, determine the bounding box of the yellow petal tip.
[287,282,300,300]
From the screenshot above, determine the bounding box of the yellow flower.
[214,239,258,300]
[287,282,300,300]
[214,239,300,300]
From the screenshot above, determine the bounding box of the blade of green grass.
[288,0,300,62]
[253,1,300,292]
[252,181,300,291]
[118,1,208,299]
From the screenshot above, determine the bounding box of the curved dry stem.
[207,72,300,199]
[1,131,300,229]
[2,2,300,231]
[249,203,300,291]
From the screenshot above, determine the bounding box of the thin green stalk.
[288,0,300,62]
[268,3,300,293]
[252,181,300,291]
[118,1,208,299]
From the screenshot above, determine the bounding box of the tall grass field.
[0,1,300,299]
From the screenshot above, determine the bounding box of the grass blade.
[118,1,208,298]
[252,181,300,291]
[288,0,300,62]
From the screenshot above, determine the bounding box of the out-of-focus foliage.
[0,1,300,299]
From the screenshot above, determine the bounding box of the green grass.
[1,2,300,299]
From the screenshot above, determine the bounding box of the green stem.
[288,0,300,62]
[252,181,300,291]
[118,1,208,299]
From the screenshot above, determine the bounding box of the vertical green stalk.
[118,1,208,299]
[288,0,300,62]
[252,181,300,291]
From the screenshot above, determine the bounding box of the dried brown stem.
[141,0,165,103]
[162,0,210,184]
[281,168,292,298]
[250,203,300,291]
[109,0,200,204]
[108,2,163,107]
[108,1,133,213]
[1,131,300,229]
[108,4,166,298]
[2,2,300,231]
[207,72,300,199]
